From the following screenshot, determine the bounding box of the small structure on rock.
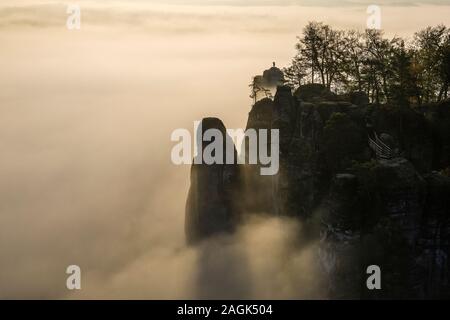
[250,62,285,103]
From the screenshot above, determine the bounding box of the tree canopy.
[284,22,450,105]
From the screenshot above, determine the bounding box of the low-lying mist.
[0,20,324,298]
[2,0,446,299]
[69,215,324,299]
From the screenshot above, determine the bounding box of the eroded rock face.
[424,99,450,170]
[415,172,450,298]
[272,86,317,218]
[339,91,370,106]
[318,157,450,299]
[184,84,450,298]
[319,158,425,298]
[185,118,242,244]
[243,98,274,214]
[371,106,434,173]
[294,83,337,102]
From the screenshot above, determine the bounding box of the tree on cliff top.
[413,25,450,102]
[284,22,450,105]
[286,22,345,90]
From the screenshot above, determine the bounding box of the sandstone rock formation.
[184,85,450,298]
[243,98,274,214]
[185,118,242,244]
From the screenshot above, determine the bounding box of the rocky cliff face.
[185,118,242,244]
[242,98,274,214]
[320,158,427,298]
[272,86,315,218]
[184,86,450,298]
[416,172,450,298]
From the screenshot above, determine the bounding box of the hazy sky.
[11,0,448,5]
[2,0,449,37]
[0,0,449,299]
[134,0,450,5]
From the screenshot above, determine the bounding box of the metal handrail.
[368,132,393,159]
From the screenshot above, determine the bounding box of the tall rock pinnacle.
[185,118,242,244]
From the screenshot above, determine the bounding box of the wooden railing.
[368,132,394,160]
